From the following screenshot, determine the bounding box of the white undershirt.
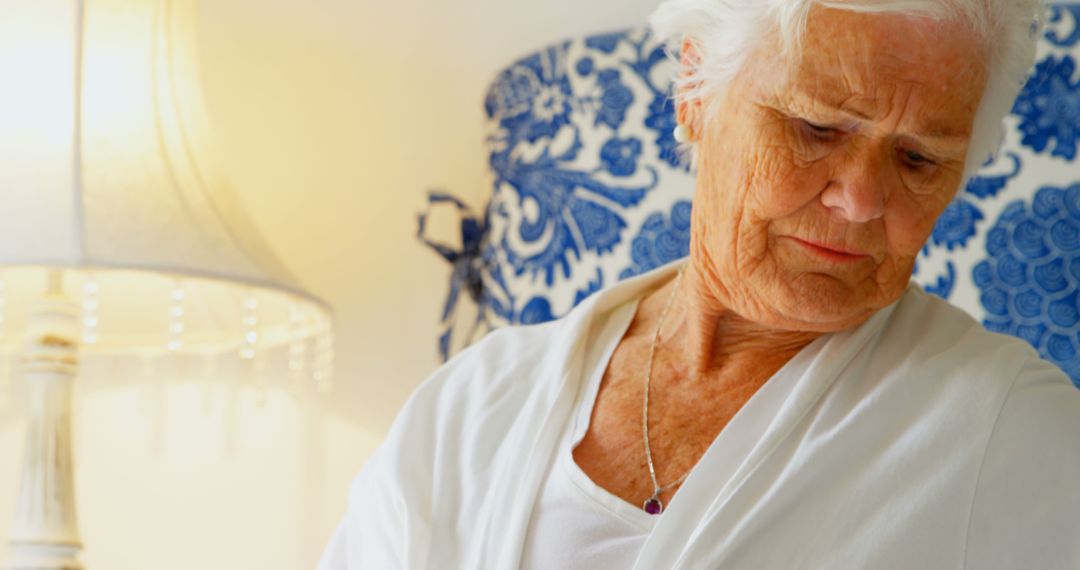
[520,298,656,569]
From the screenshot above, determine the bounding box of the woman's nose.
[819,149,888,224]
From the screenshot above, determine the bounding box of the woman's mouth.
[784,237,870,264]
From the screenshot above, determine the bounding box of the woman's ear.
[676,37,703,141]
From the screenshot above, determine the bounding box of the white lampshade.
[0,0,333,380]
[0,1,333,566]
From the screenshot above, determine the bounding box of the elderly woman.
[320,0,1080,568]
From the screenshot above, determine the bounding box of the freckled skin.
[573,8,989,511]
[692,9,988,332]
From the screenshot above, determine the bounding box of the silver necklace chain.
[641,267,690,514]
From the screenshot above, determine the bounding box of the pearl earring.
[673,124,692,143]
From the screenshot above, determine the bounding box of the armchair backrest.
[421,5,1080,390]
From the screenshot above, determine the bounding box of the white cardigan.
[319,260,1080,569]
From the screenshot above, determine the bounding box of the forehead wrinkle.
[784,81,972,150]
[769,7,986,146]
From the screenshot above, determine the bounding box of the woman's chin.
[758,273,899,333]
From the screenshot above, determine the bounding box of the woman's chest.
[570,364,757,512]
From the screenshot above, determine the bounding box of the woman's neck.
[652,262,824,382]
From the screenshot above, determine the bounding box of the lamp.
[0,0,334,568]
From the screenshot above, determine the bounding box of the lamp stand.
[6,271,84,570]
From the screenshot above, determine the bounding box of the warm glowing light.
[0,276,6,336]
[313,316,334,392]
[239,293,258,360]
[287,304,308,384]
[167,280,186,352]
[82,274,99,345]
[0,5,76,167]
[289,340,306,373]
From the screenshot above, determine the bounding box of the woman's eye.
[801,120,837,139]
[900,149,936,169]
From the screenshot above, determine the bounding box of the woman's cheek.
[756,152,827,217]
[886,193,944,255]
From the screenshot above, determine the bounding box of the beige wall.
[0,0,664,568]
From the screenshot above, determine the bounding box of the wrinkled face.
[688,6,988,332]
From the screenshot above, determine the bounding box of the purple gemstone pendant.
[643,496,663,515]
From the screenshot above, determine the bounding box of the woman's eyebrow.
[783,90,971,151]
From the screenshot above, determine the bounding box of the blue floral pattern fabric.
[914,5,1080,387]
[427,6,1080,389]
[973,186,1080,379]
[446,27,694,357]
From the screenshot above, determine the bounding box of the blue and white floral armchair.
[419,4,1080,390]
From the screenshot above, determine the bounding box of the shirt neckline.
[561,290,829,530]
[561,297,657,530]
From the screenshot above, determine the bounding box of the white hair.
[649,0,1045,179]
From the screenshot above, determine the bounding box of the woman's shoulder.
[963,348,1080,567]
[866,283,1076,425]
[411,316,577,422]
[446,316,569,382]
[887,283,1080,469]
[853,285,1080,566]
[424,262,679,409]
[885,283,1045,372]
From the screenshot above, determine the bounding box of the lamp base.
[5,543,83,570]
[5,271,84,570]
